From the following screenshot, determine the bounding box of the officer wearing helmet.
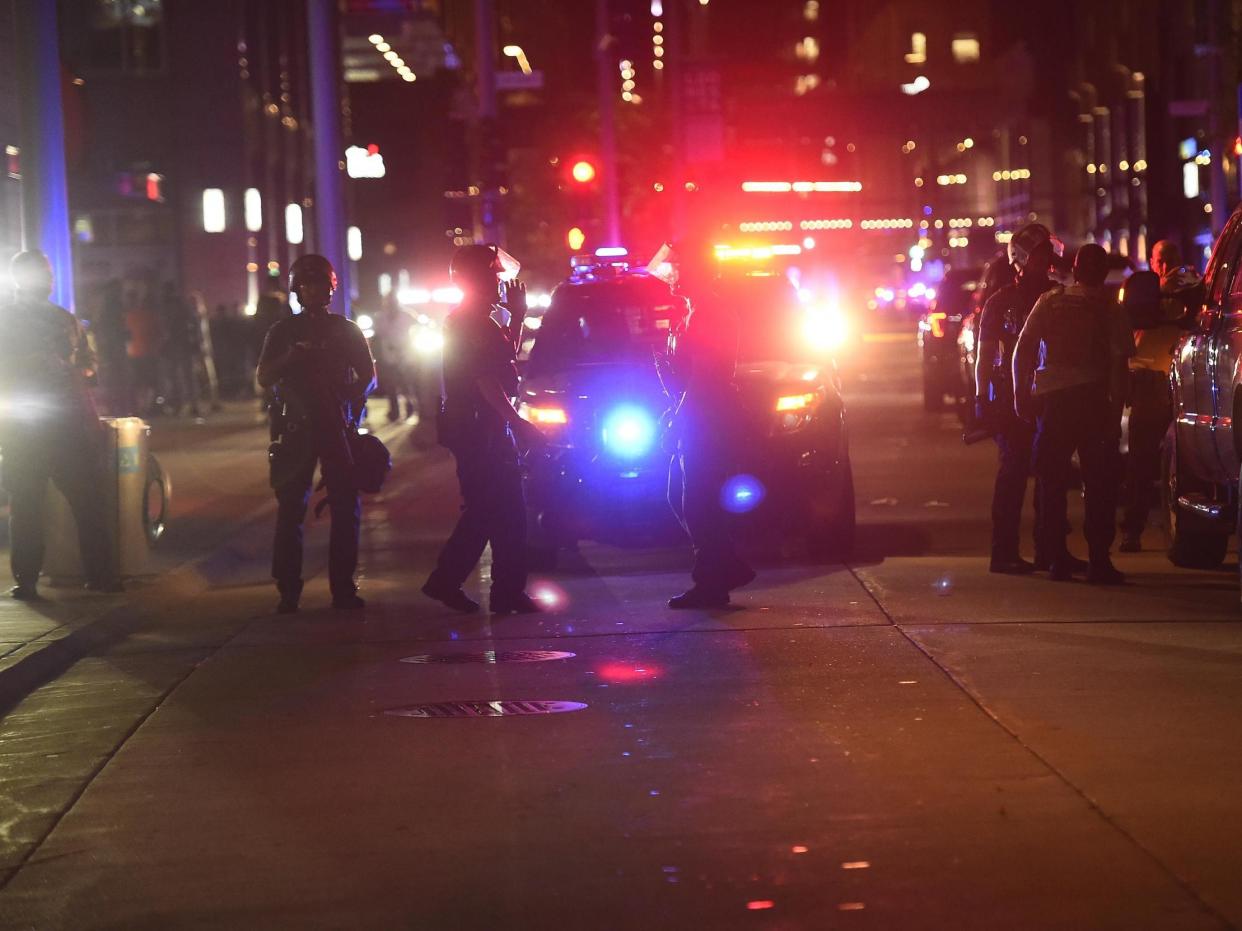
[0,250,119,599]
[658,237,755,609]
[421,243,544,615]
[257,254,376,613]
[1013,243,1133,583]
[974,223,1066,574]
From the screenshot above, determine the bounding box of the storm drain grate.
[400,650,576,665]
[384,700,588,718]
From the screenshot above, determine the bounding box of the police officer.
[0,251,119,599]
[1120,240,1201,551]
[1013,243,1132,583]
[659,243,756,609]
[974,223,1070,574]
[421,244,544,615]
[256,255,375,614]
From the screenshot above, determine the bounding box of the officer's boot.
[276,580,303,615]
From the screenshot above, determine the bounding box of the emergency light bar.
[595,246,629,257]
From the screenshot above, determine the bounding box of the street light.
[503,44,532,75]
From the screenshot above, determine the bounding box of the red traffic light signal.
[571,159,597,184]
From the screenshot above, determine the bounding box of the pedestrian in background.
[421,244,544,615]
[1013,243,1133,584]
[257,255,375,614]
[0,251,121,599]
[974,223,1066,574]
[158,281,201,417]
[125,282,163,416]
[1120,239,1201,551]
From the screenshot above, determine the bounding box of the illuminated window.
[347,226,362,261]
[904,32,926,65]
[951,34,980,63]
[202,189,225,233]
[803,0,819,21]
[244,188,262,232]
[88,0,165,72]
[285,203,303,245]
[796,36,819,62]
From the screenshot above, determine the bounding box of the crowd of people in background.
[76,274,295,419]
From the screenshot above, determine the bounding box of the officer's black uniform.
[424,302,529,606]
[662,285,755,608]
[257,258,374,612]
[1013,245,1132,583]
[977,274,1057,569]
[0,254,115,597]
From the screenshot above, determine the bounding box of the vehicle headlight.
[356,313,375,339]
[601,405,656,458]
[411,326,445,355]
[803,305,849,351]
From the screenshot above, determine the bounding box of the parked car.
[1163,203,1242,574]
[917,267,982,411]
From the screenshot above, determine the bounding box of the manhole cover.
[384,700,587,718]
[400,650,576,664]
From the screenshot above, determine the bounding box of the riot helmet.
[9,250,54,299]
[450,243,520,303]
[287,254,337,311]
[1007,223,1063,277]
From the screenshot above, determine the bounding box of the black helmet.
[9,250,53,293]
[1007,223,1063,273]
[449,243,520,286]
[288,254,338,294]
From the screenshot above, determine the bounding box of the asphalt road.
[1,333,1240,930]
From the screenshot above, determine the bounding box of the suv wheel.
[1162,428,1229,569]
[808,459,856,561]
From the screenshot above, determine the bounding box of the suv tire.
[808,459,856,561]
[1162,428,1229,569]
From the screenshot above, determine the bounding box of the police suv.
[518,251,855,566]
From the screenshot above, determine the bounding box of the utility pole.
[306,0,351,316]
[595,0,622,245]
[14,0,74,310]
[474,0,501,243]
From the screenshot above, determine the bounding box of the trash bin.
[43,417,171,585]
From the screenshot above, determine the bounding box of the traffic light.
[571,159,597,184]
[567,226,586,251]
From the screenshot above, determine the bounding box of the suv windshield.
[528,275,682,373]
[729,274,813,362]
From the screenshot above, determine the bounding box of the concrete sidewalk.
[0,402,416,714]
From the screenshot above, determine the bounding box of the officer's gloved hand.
[503,278,528,325]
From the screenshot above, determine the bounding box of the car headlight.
[803,305,849,351]
[601,405,657,458]
[411,326,445,355]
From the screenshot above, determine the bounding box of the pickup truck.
[1164,202,1242,576]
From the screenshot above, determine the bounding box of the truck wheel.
[922,368,943,412]
[1162,431,1228,569]
[808,460,856,561]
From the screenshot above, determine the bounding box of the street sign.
[497,70,544,91]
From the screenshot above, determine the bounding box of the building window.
[88,0,165,73]
[244,188,263,232]
[904,32,927,65]
[202,189,226,233]
[951,34,980,63]
[795,36,819,63]
[285,204,304,245]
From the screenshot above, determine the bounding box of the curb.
[0,417,420,715]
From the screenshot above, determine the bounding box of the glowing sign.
[346,145,386,179]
